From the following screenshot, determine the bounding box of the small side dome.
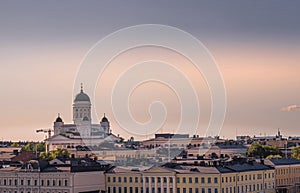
[101,114,109,123]
[55,114,63,122]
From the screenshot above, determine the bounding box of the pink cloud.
[281,105,300,112]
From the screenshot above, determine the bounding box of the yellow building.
[265,158,300,193]
[105,159,275,193]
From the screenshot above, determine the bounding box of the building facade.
[105,160,275,193]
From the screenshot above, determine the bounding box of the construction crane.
[36,129,53,139]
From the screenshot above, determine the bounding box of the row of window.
[177,177,218,184]
[0,178,68,187]
[107,187,218,193]
[221,183,274,193]
[0,191,68,193]
[107,176,218,184]
[221,172,274,183]
[276,168,300,175]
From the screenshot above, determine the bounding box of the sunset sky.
[1,1,300,141]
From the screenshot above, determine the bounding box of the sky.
[0,1,300,141]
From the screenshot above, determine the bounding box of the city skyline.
[1,1,300,141]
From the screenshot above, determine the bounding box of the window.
[214,177,218,183]
[124,177,127,183]
[65,180,68,186]
[135,177,138,183]
[129,177,132,183]
[208,177,211,183]
[189,177,192,183]
[170,177,173,183]
[107,177,110,183]
[177,177,180,183]
[214,188,218,193]
[14,179,17,186]
[195,177,198,183]
[182,177,186,183]
[47,180,50,186]
[189,188,193,193]
[118,177,121,182]
[201,177,205,183]
[34,180,37,186]
[208,188,211,193]
[113,177,116,182]
[202,188,205,193]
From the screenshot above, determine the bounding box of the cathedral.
[45,85,119,152]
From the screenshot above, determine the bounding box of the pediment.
[144,167,174,174]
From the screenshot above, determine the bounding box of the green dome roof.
[55,114,63,122]
[74,84,90,102]
[101,114,109,122]
[74,91,90,102]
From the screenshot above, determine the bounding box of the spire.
[80,83,83,93]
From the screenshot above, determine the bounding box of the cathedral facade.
[45,85,119,152]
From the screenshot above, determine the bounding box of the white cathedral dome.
[74,85,90,102]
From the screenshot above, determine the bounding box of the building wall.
[274,164,300,193]
[0,170,105,193]
[105,167,275,193]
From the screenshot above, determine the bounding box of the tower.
[73,84,91,125]
[101,113,110,134]
[53,113,64,135]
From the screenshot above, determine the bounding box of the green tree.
[52,148,70,158]
[11,142,20,147]
[292,146,300,160]
[22,142,35,151]
[36,142,46,152]
[266,154,282,159]
[21,142,45,152]
[247,142,282,158]
[40,152,53,161]
[39,148,70,161]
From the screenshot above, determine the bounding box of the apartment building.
[265,158,300,193]
[0,158,110,193]
[105,158,275,193]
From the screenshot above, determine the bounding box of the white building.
[45,84,119,153]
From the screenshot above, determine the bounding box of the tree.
[52,148,70,158]
[247,142,282,158]
[266,154,282,159]
[21,142,45,152]
[40,152,53,161]
[39,148,70,161]
[11,142,20,147]
[292,146,300,160]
